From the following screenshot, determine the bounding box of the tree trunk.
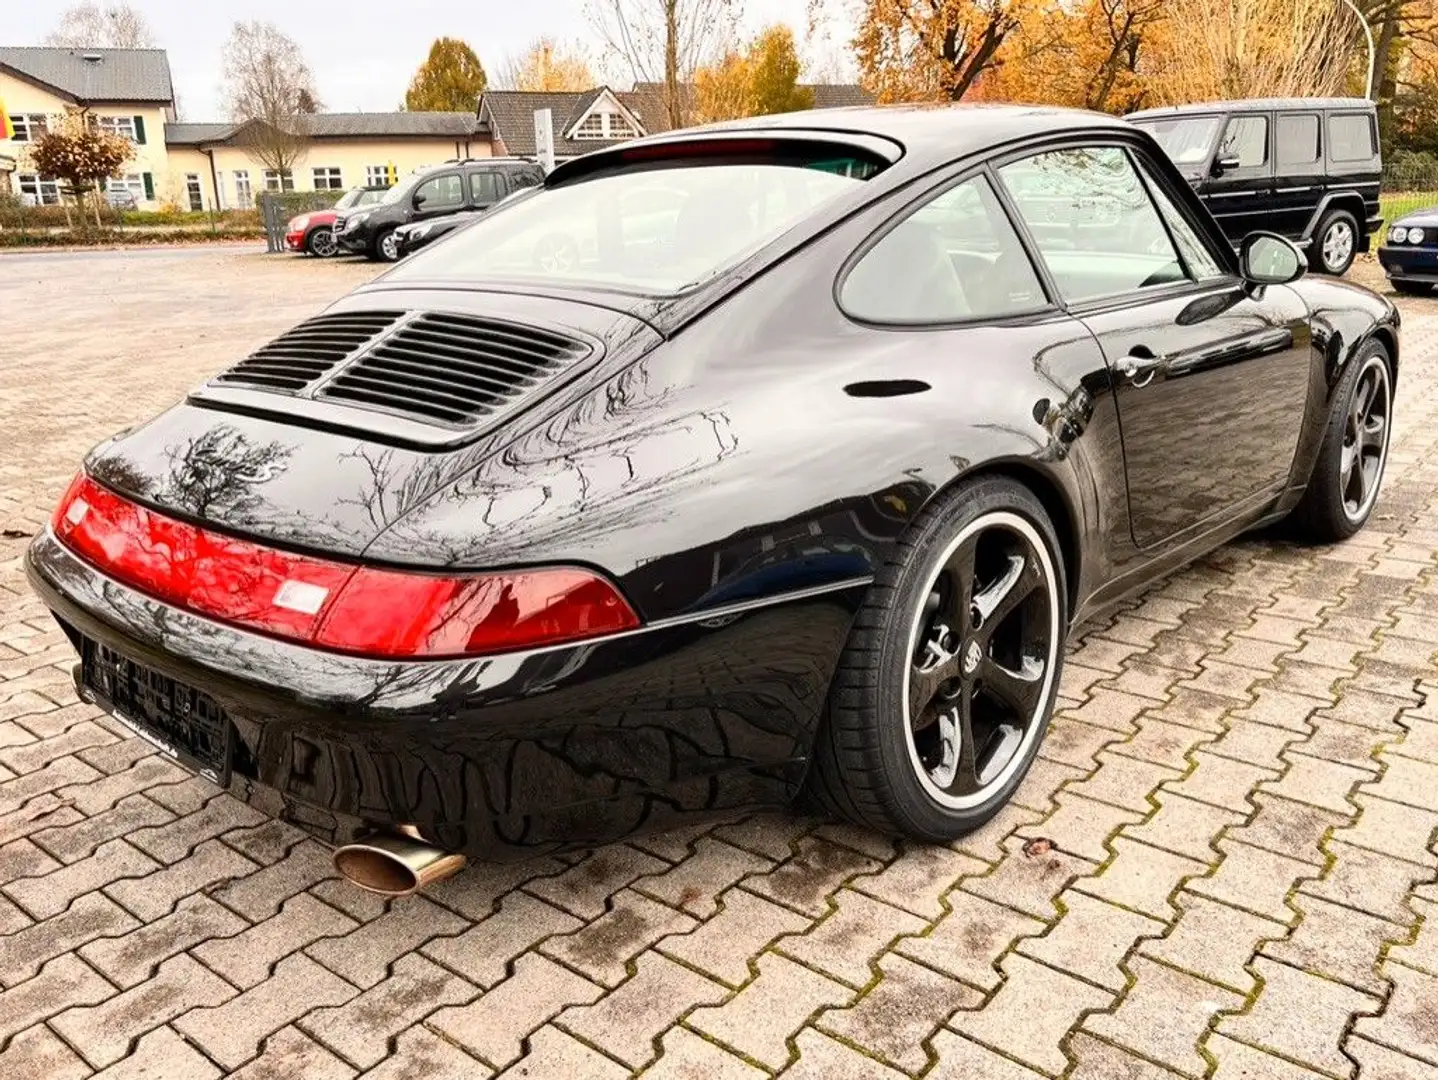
[664,0,682,128]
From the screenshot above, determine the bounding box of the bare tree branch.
[44,3,155,48]
[221,21,321,176]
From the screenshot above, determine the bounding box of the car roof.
[550,103,1134,183]
[1129,97,1375,119]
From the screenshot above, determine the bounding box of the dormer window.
[574,109,638,140]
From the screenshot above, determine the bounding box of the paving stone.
[1068,1030,1189,1078]
[1346,1035,1438,1080]
[1264,893,1393,994]
[1336,795,1438,867]
[0,757,102,818]
[1300,716,1385,774]
[1355,961,1438,1067]
[429,952,604,1068]
[86,1024,222,1079]
[1086,956,1243,1076]
[949,953,1112,1074]
[192,891,355,989]
[1208,1033,1339,1079]
[777,887,926,987]
[556,951,727,1069]
[80,892,246,988]
[963,834,1100,921]
[818,951,981,1072]
[849,841,985,920]
[360,1025,492,1080]
[1222,956,1381,1075]
[688,951,852,1069]
[540,887,696,988]
[225,1026,357,1080]
[1228,793,1349,867]
[712,812,817,862]
[491,1025,628,1079]
[106,838,257,921]
[0,790,84,846]
[1208,721,1304,770]
[895,887,1046,991]
[5,835,155,918]
[777,1027,909,1079]
[301,953,474,1069]
[926,1029,1047,1078]
[423,889,578,989]
[306,894,467,990]
[1018,890,1165,991]
[207,838,335,920]
[1040,716,1126,769]
[1187,839,1313,924]
[0,721,114,775]
[51,953,235,1068]
[0,953,116,1045]
[1075,836,1209,921]
[811,820,899,862]
[1392,719,1438,765]
[1162,750,1277,814]
[1319,690,1412,732]
[173,951,356,1070]
[1390,897,1438,976]
[30,793,174,864]
[0,889,138,986]
[219,818,308,867]
[0,1023,91,1080]
[1125,790,1245,862]
[1015,790,1144,864]
[1263,752,1370,814]
[1363,754,1438,814]
[1141,893,1285,995]
[738,835,882,918]
[633,837,771,918]
[951,800,1045,863]
[657,885,808,987]
[643,1026,767,1080]
[523,844,669,920]
[1229,688,1327,733]
[1011,756,1088,814]
[1065,752,1181,814]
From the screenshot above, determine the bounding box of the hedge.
[0,226,266,248]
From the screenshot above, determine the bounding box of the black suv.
[1128,98,1383,276]
[334,158,545,262]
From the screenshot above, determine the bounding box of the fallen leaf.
[2,528,31,539]
[1022,837,1053,858]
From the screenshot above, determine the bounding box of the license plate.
[80,640,232,786]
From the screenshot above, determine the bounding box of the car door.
[1271,111,1324,241]
[996,142,1311,551]
[412,172,465,221]
[1204,112,1274,244]
[468,170,504,212]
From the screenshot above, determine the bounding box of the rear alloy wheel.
[306,227,338,258]
[1291,342,1393,542]
[1311,209,1359,275]
[806,478,1066,840]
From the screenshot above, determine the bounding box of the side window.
[416,173,464,209]
[1276,114,1320,168]
[1329,113,1376,162]
[470,171,502,204]
[998,146,1188,304]
[1219,115,1269,169]
[1135,157,1227,281]
[840,175,1046,323]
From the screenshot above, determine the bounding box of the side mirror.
[1239,232,1305,286]
[413,190,428,209]
[1212,154,1242,176]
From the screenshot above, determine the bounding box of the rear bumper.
[26,531,856,859]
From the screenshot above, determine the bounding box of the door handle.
[1118,349,1163,389]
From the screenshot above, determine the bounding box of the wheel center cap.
[961,639,982,676]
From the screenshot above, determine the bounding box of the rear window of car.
[384,140,889,294]
[1329,113,1376,161]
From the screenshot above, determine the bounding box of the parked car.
[1128,97,1383,276]
[1377,209,1438,294]
[334,158,545,262]
[393,185,540,258]
[285,185,390,258]
[29,105,1399,893]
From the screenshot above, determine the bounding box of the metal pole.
[1339,0,1377,100]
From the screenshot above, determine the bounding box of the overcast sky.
[10,1,857,120]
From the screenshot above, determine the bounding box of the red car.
[285,185,390,257]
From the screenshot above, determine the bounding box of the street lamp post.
[1339,0,1378,100]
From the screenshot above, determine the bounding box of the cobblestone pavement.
[4,248,1438,1079]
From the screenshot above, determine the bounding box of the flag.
[0,104,14,142]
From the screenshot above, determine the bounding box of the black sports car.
[28,106,1399,896]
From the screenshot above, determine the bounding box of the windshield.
[335,186,388,210]
[381,171,425,204]
[384,146,885,293]
[1131,116,1222,166]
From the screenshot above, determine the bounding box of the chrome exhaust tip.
[332,827,465,896]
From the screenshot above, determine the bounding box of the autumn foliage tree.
[404,38,488,111]
[695,25,815,121]
[498,38,595,91]
[26,114,132,227]
[853,0,1029,102]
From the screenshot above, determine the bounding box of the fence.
[258,191,345,252]
[1381,155,1438,227]
[0,193,262,245]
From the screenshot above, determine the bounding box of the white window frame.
[106,173,144,201]
[263,169,295,192]
[17,173,61,204]
[573,108,639,140]
[312,166,343,190]
[233,170,253,209]
[95,115,137,140]
[365,164,390,187]
[8,114,49,143]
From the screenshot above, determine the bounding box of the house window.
[574,113,606,139]
[607,113,637,138]
[185,174,204,211]
[8,114,48,142]
[106,173,145,205]
[365,164,391,187]
[312,166,343,190]
[574,109,638,140]
[96,115,137,140]
[17,174,61,205]
[263,169,295,192]
[233,170,253,208]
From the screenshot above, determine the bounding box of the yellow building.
[2,45,488,212]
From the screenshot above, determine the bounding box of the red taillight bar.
[50,473,640,659]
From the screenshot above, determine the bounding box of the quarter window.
[415,173,464,209]
[312,166,343,190]
[1276,114,1320,167]
[469,172,502,204]
[841,175,1046,323]
[1329,114,1376,161]
[1218,116,1269,168]
[999,146,1188,303]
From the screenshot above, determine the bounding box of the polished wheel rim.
[310,229,337,257]
[380,233,398,260]
[1341,356,1391,522]
[902,511,1060,810]
[1323,221,1354,270]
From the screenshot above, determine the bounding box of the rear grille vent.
[313,312,592,427]
[212,310,404,393]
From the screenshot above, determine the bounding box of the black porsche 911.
[28,105,1399,895]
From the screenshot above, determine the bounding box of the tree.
[496,38,596,91]
[221,21,321,178]
[695,25,815,121]
[404,38,488,111]
[27,114,132,227]
[587,0,738,126]
[853,0,1030,102]
[43,2,155,48]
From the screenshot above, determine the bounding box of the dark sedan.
[28,106,1399,895]
[1378,209,1438,294]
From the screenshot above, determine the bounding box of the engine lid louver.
[195,308,598,445]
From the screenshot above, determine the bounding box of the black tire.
[1393,280,1433,297]
[371,228,400,262]
[1290,340,1393,543]
[1309,208,1360,276]
[805,477,1068,841]
[305,226,339,258]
